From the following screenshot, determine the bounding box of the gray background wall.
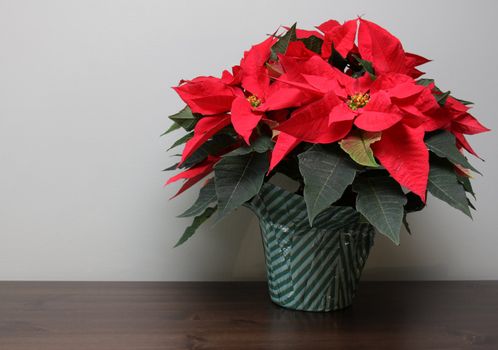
[1,0,496,281]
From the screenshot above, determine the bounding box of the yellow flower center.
[347,92,370,110]
[247,95,262,108]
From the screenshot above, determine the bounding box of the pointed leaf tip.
[174,207,216,247]
[270,23,297,60]
[425,130,481,175]
[298,145,358,225]
[214,152,269,220]
[353,175,407,245]
[177,179,217,218]
[428,157,472,218]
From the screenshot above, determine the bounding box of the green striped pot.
[246,183,375,312]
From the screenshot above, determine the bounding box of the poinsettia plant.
[164,18,489,246]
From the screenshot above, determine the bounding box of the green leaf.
[270,23,297,60]
[174,207,216,247]
[353,176,408,245]
[163,163,179,171]
[435,90,451,106]
[417,79,455,106]
[214,152,269,219]
[455,98,474,106]
[352,54,375,79]
[182,133,237,168]
[299,35,323,54]
[416,78,454,106]
[339,130,381,167]
[457,174,476,199]
[167,131,193,151]
[428,157,472,218]
[425,130,481,174]
[224,135,273,156]
[178,179,217,218]
[416,78,434,87]
[298,145,359,225]
[168,106,198,132]
[416,79,452,105]
[467,198,476,211]
[181,147,207,168]
[161,122,181,136]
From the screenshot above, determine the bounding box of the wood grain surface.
[0,281,496,349]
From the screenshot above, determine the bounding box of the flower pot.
[245,183,375,312]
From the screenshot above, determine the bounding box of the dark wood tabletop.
[0,281,496,350]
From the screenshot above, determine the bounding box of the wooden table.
[0,281,496,349]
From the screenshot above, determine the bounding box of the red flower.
[274,55,439,199]
[317,19,357,59]
[275,56,437,135]
[357,18,430,78]
[173,76,237,115]
[230,36,310,143]
[221,65,243,86]
[372,123,429,201]
[423,95,489,157]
